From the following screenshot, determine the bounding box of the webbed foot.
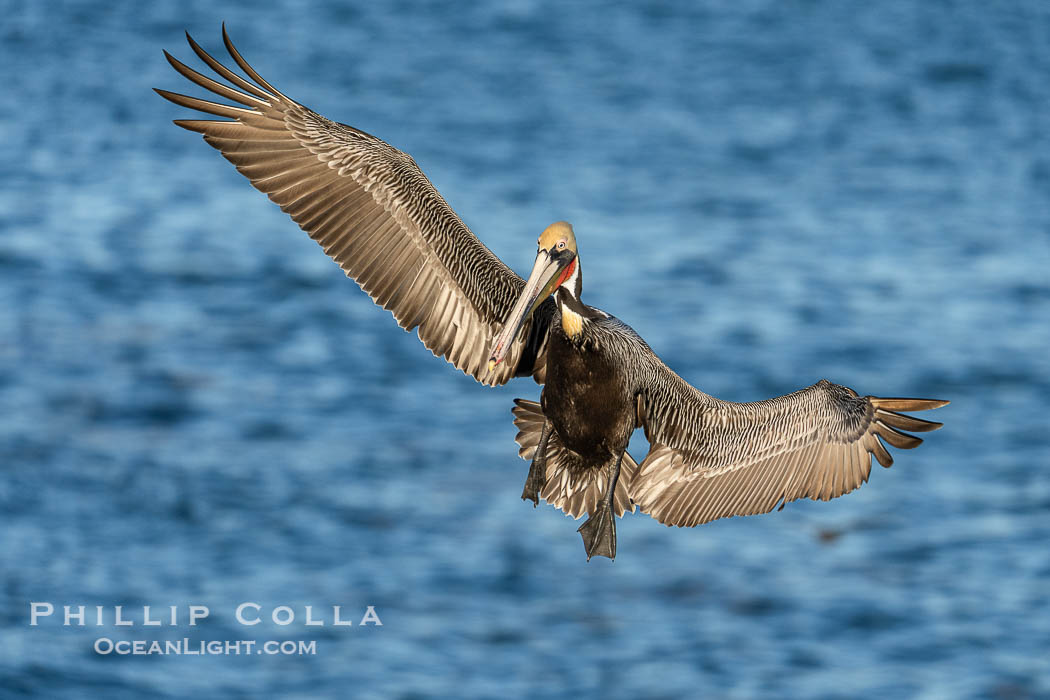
[521,420,551,507]
[577,503,616,561]
[521,464,545,507]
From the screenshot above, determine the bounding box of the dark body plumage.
[542,308,637,469]
[159,28,948,560]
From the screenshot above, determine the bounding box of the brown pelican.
[157,27,948,560]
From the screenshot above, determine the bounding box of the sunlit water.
[2,1,1048,698]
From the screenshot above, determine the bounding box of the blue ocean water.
[2,0,1048,697]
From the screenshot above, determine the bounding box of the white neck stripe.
[560,259,580,299]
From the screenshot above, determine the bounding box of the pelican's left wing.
[156,27,552,385]
[631,361,947,527]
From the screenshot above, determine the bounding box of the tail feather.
[512,399,637,519]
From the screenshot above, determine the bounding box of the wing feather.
[633,361,947,527]
[158,27,552,385]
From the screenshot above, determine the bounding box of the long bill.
[488,248,570,371]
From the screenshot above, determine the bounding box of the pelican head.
[488,221,580,370]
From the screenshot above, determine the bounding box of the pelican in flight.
[157,28,947,560]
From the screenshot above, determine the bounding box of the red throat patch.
[555,258,577,288]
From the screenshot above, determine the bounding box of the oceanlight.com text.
[93,638,317,656]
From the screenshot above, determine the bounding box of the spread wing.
[156,26,552,385]
[631,363,948,527]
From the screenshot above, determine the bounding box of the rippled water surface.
[2,1,1048,698]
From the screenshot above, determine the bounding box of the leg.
[521,419,552,507]
[577,450,624,561]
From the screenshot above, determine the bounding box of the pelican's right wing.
[156,27,552,385]
[631,360,947,527]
